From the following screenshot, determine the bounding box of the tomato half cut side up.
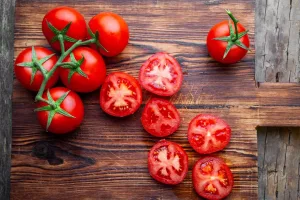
[141,98,180,137]
[100,72,142,117]
[188,114,231,154]
[193,157,234,200]
[139,52,183,96]
[148,140,188,185]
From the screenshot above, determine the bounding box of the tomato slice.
[188,114,231,154]
[139,52,183,96]
[100,72,142,117]
[148,139,188,185]
[193,157,234,200]
[141,98,180,137]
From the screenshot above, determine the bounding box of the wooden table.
[1,0,300,199]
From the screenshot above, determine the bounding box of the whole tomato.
[14,47,59,91]
[207,10,250,64]
[36,87,84,134]
[42,6,87,52]
[59,47,106,93]
[88,12,129,57]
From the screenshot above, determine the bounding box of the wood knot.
[32,142,63,165]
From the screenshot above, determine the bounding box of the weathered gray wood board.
[256,0,300,199]
[0,0,15,199]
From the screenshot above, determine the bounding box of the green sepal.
[87,27,108,52]
[46,21,78,44]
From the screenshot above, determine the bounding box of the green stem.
[33,60,47,77]
[58,34,65,54]
[226,9,239,42]
[34,38,96,102]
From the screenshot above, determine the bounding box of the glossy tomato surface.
[188,114,231,154]
[141,98,180,137]
[14,47,59,91]
[139,52,183,96]
[42,6,87,52]
[100,72,142,117]
[148,140,188,185]
[59,47,106,93]
[193,157,234,200]
[88,12,129,57]
[207,20,250,64]
[36,87,84,134]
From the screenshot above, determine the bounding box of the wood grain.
[11,0,300,199]
[0,0,15,199]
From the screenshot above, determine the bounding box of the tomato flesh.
[188,114,231,154]
[139,52,183,96]
[148,140,188,185]
[141,98,180,137]
[193,157,234,200]
[100,72,142,117]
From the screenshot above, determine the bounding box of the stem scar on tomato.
[213,9,250,60]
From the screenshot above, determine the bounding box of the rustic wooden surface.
[0,0,15,200]
[256,0,300,199]
[9,0,300,200]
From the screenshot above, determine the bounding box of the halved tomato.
[188,114,231,154]
[141,98,180,137]
[148,139,188,185]
[100,72,142,117]
[193,157,234,200]
[139,52,183,96]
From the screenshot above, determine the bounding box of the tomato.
[139,52,183,96]
[207,20,250,64]
[88,12,129,57]
[100,72,142,117]
[193,157,234,200]
[59,47,106,93]
[36,87,84,134]
[141,98,180,137]
[14,47,59,91]
[42,6,87,52]
[148,139,188,185]
[188,114,231,154]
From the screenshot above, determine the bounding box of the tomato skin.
[14,47,59,91]
[141,98,180,137]
[193,157,234,200]
[207,20,250,64]
[139,52,183,96]
[59,47,106,93]
[42,6,87,52]
[100,72,142,117]
[36,87,84,134]
[188,114,231,154]
[148,139,188,185]
[88,12,129,57]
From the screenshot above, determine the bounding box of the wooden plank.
[256,0,300,199]
[0,0,15,199]
[255,0,300,82]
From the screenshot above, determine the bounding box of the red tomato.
[193,157,234,200]
[148,139,188,185]
[42,6,87,52]
[14,47,59,91]
[207,20,250,64]
[139,52,183,96]
[59,47,106,93]
[141,98,180,137]
[100,72,142,117]
[36,87,84,134]
[88,12,129,57]
[188,114,231,154]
